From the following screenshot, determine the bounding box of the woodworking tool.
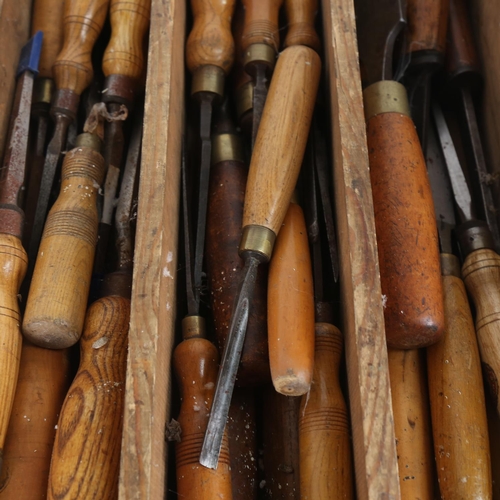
[355,0,444,348]
[200,45,321,470]
[283,0,321,51]
[28,0,110,269]
[432,100,500,419]
[0,32,41,471]
[425,116,492,499]
[241,0,283,147]
[445,0,500,251]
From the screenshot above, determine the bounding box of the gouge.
[426,119,491,499]
[0,33,42,472]
[355,0,445,348]
[200,45,321,469]
[241,0,283,147]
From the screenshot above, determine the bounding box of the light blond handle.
[242,45,321,235]
[23,145,105,349]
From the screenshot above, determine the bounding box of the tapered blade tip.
[199,449,218,470]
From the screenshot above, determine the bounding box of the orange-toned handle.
[283,0,321,52]
[241,0,283,52]
[427,260,492,499]
[102,0,151,80]
[268,202,315,396]
[53,0,111,95]
[47,296,129,500]
[0,342,70,498]
[0,235,27,464]
[186,0,236,75]
[299,323,353,499]
[367,111,444,348]
[173,337,232,499]
[23,144,105,349]
[31,0,65,79]
[242,46,320,235]
[388,348,434,499]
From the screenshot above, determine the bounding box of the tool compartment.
[0,0,498,499]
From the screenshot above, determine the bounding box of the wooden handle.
[102,0,151,80]
[241,0,283,52]
[427,268,492,499]
[367,111,444,348]
[47,296,129,500]
[388,348,434,499]
[0,235,27,461]
[0,342,69,498]
[299,323,353,499]
[243,45,320,234]
[53,0,111,95]
[23,145,106,349]
[268,202,315,396]
[186,0,236,75]
[461,248,500,414]
[283,0,321,52]
[173,336,232,499]
[31,0,65,79]
[206,159,270,386]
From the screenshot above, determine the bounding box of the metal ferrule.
[0,205,24,239]
[363,81,411,121]
[51,88,80,120]
[440,253,461,278]
[76,132,103,153]
[239,225,276,262]
[457,220,494,256]
[243,43,276,73]
[191,65,225,98]
[182,315,206,340]
[33,77,54,105]
[236,80,254,120]
[102,74,137,107]
[211,133,244,165]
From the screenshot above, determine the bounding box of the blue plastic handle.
[17,30,43,78]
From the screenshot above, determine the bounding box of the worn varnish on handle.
[283,0,321,51]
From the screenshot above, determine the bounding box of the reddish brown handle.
[241,0,283,52]
[268,202,315,396]
[367,110,444,348]
[283,0,321,52]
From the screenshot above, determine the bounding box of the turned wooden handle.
[283,0,321,52]
[102,0,151,80]
[367,111,444,348]
[186,0,236,75]
[0,342,69,498]
[241,0,283,52]
[47,296,129,500]
[23,145,105,349]
[53,0,110,95]
[427,266,492,499]
[268,202,315,396]
[173,337,232,499]
[299,323,353,499]
[388,348,434,499]
[0,235,27,461]
[461,248,500,415]
[206,159,270,386]
[243,46,320,234]
[31,0,65,79]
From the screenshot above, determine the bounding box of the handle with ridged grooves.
[283,0,320,52]
[241,0,283,52]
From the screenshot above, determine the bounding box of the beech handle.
[242,45,321,235]
[427,263,492,498]
[48,296,130,500]
[283,0,321,52]
[0,235,27,457]
[102,0,151,80]
[186,0,236,75]
[53,0,111,95]
[23,145,106,349]
[462,247,500,415]
[31,0,65,79]
[268,202,315,396]
[241,0,283,52]
[367,110,444,349]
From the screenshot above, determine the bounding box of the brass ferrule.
[236,80,254,120]
[212,133,244,165]
[243,43,276,73]
[363,81,411,121]
[192,65,225,97]
[182,316,206,340]
[33,77,54,105]
[239,225,276,262]
[76,133,103,153]
[440,253,461,278]
[457,220,494,256]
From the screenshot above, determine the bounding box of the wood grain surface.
[283,0,321,51]
[241,0,283,52]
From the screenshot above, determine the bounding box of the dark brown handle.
[241,0,283,52]
[283,0,321,52]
